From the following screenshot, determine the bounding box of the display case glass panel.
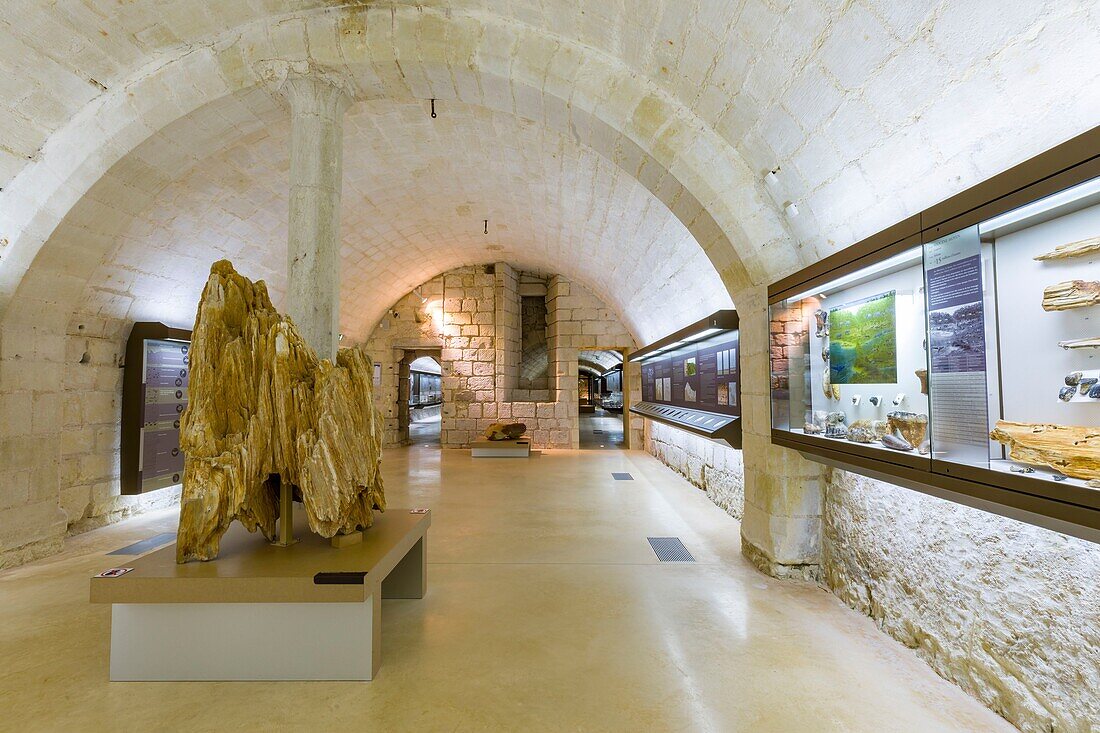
[931,174,1100,491]
[769,246,929,458]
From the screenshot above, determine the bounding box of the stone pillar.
[735,285,823,581]
[280,72,351,360]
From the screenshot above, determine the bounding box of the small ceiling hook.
[430,98,437,119]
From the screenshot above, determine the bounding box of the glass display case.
[768,127,1100,541]
[930,174,1100,492]
[770,243,930,465]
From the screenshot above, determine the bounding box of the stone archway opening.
[398,350,443,446]
[577,349,627,451]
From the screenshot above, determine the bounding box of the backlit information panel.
[121,322,192,495]
[640,333,740,416]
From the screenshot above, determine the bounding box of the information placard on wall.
[640,333,740,416]
[121,322,192,495]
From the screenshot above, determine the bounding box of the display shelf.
[767,124,1100,544]
[630,401,741,447]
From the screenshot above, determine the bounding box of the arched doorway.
[398,351,443,446]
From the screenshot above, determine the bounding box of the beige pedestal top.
[90,508,430,605]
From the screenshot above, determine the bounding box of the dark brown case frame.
[767,126,1100,544]
[120,321,192,496]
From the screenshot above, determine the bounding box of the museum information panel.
[641,333,740,416]
[140,339,189,491]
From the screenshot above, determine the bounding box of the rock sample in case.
[1042,280,1100,311]
[176,260,386,563]
[1034,235,1100,261]
[887,411,928,452]
[484,422,527,440]
[989,420,1100,481]
[881,432,913,451]
[915,368,928,395]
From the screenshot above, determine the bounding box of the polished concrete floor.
[578,407,625,450]
[0,447,1012,732]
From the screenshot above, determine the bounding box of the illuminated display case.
[410,370,442,406]
[768,127,1100,542]
[629,310,741,447]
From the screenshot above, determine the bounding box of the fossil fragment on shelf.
[1034,235,1100,261]
[1059,386,1077,402]
[881,432,913,451]
[831,384,841,400]
[989,420,1100,481]
[176,260,386,563]
[1041,280,1100,311]
[1059,337,1100,350]
[814,309,828,337]
[915,368,928,395]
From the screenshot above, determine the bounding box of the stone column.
[735,285,823,581]
[281,72,352,360]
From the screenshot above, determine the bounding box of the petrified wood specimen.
[888,411,928,450]
[1034,235,1100,261]
[989,420,1100,481]
[1042,280,1100,311]
[484,422,527,440]
[176,260,385,563]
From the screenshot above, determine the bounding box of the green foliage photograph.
[829,291,898,384]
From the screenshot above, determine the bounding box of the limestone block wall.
[645,422,745,520]
[363,264,636,450]
[823,470,1100,732]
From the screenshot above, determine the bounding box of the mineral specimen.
[1081,377,1098,394]
[484,422,527,440]
[826,411,847,425]
[1041,280,1100,311]
[847,420,878,443]
[989,420,1100,481]
[814,309,828,337]
[831,384,841,400]
[1090,384,1100,399]
[822,367,832,399]
[824,411,848,438]
[1059,386,1077,402]
[1066,371,1083,386]
[1034,235,1100,261]
[1009,465,1035,474]
[176,261,386,563]
[881,432,913,451]
[887,411,928,452]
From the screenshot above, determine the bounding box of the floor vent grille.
[611,472,633,480]
[647,537,695,562]
[108,532,176,556]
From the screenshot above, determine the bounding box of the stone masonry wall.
[645,422,745,520]
[824,469,1100,732]
[363,264,636,450]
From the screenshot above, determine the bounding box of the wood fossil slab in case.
[1042,280,1100,311]
[989,420,1100,481]
[176,260,386,563]
[1059,337,1100,349]
[1034,235,1100,261]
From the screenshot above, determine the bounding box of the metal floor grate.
[647,537,695,562]
[611,472,633,480]
[108,532,176,556]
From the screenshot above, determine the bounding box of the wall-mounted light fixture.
[784,201,799,218]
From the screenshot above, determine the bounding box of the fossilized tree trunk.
[989,420,1100,480]
[1034,235,1100,261]
[177,260,385,562]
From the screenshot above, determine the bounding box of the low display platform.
[90,507,430,681]
[471,437,531,457]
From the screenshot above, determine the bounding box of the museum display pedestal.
[90,508,430,681]
[471,438,531,457]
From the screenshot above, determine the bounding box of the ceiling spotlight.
[784,202,800,218]
[338,333,345,342]
[765,168,780,186]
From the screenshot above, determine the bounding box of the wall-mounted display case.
[121,322,192,495]
[769,127,1100,542]
[629,310,741,447]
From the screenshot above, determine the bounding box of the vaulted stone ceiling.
[1,0,1098,343]
[73,93,730,343]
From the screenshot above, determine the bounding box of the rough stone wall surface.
[824,469,1100,732]
[645,421,745,519]
[518,295,549,391]
[363,265,636,450]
